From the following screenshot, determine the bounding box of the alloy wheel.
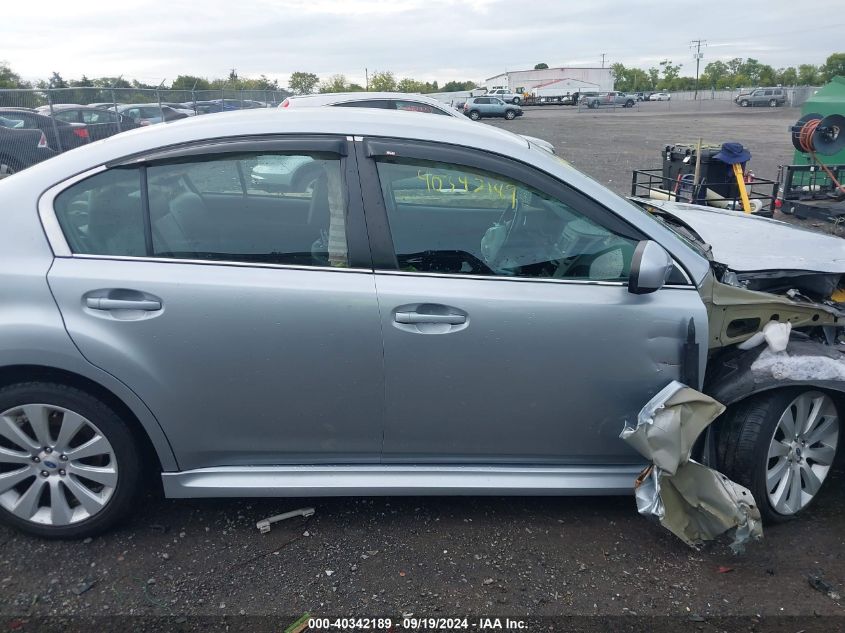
[766,391,839,515]
[0,404,118,526]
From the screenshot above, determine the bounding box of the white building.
[485,67,614,93]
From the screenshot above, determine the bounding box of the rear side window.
[54,168,146,257]
[52,152,349,267]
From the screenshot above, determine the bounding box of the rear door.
[356,138,707,464]
[45,136,384,470]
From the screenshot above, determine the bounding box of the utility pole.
[365,68,369,91]
[690,39,707,100]
[600,53,607,68]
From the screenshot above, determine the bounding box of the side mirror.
[628,240,673,295]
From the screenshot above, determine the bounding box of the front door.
[357,139,707,464]
[45,138,384,470]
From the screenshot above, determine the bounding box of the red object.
[281,98,290,108]
[717,566,734,574]
[72,127,89,139]
[37,132,48,148]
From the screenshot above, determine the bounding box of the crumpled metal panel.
[621,381,763,552]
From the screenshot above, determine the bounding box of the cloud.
[1,0,841,85]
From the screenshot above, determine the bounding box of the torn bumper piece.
[621,381,763,552]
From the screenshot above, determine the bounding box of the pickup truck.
[581,92,636,108]
[486,88,523,105]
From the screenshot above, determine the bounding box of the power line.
[690,39,707,99]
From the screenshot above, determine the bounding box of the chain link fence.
[0,87,290,176]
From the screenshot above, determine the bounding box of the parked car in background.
[0,108,90,152]
[581,92,635,108]
[160,102,197,117]
[0,126,56,175]
[463,96,523,120]
[88,102,124,110]
[0,108,841,539]
[181,101,224,115]
[47,106,140,141]
[631,92,650,102]
[486,88,522,104]
[115,104,188,126]
[734,87,786,107]
[649,92,671,101]
[280,92,552,153]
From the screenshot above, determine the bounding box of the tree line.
[611,53,845,93]
[0,62,478,98]
[288,71,476,95]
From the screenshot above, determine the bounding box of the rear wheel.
[468,110,481,121]
[625,100,634,108]
[717,389,840,523]
[769,99,778,107]
[504,109,516,120]
[0,383,142,538]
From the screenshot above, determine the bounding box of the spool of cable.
[791,113,822,153]
[790,113,845,193]
[812,114,845,156]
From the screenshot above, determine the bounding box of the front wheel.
[504,109,516,120]
[716,389,840,524]
[769,99,778,107]
[0,382,142,538]
[468,110,481,121]
[740,99,750,107]
[512,97,521,105]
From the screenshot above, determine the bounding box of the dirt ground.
[2,101,845,633]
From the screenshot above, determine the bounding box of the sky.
[2,0,842,87]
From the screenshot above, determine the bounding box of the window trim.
[39,135,372,269]
[356,138,695,285]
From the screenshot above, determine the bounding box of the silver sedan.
[0,108,841,538]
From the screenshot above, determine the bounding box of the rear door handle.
[85,298,162,311]
[394,312,466,325]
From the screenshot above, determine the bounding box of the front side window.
[394,100,450,115]
[333,100,391,109]
[375,158,638,281]
[53,151,348,267]
[54,110,80,123]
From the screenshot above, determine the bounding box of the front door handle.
[394,312,466,325]
[86,297,162,311]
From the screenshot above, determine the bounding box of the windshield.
[627,199,712,259]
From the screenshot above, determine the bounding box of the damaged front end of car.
[625,198,845,549]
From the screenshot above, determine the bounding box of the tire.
[740,100,750,107]
[512,97,521,105]
[468,110,481,121]
[625,100,634,108]
[504,109,516,120]
[769,99,777,107]
[0,382,142,539]
[716,389,841,524]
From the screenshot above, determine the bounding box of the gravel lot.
[2,101,844,632]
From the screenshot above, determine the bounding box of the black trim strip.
[139,165,153,256]
[107,135,347,168]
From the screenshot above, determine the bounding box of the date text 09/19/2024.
[306,617,528,630]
